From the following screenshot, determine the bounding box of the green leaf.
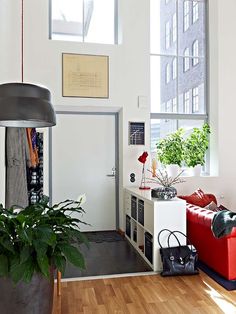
[22,258,35,283]
[37,255,50,278]
[16,213,26,225]
[33,240,48,257]
[10,258,25,283]
[1,237,15,254]
[0,255,8,276]
[74,230,89,248]
[20,246,31,263]
[58,244,85,269]
[36,226,56,246]
[54,255,66,275]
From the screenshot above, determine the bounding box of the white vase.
[189,164,202,176]
[166,164,181,178]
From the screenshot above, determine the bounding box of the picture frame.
[129,122,145,145]
[62,53,109,98]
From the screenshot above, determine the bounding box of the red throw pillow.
[179,188,215,208]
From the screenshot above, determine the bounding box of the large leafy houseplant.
[184,123,210,168]
[156,128,185,167]
[0,196,88,314]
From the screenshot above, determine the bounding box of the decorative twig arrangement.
[147,169,185,187]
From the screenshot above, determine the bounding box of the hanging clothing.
[26,128,39,168]
[5,128,30,208]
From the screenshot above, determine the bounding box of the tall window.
[193,1,199,23]
[184,48,190,72]
[165,21,171,49]
[172,97,177,113]
[150,0,207,152]
[184,91,191,113]
[192,40,199,66]
[50,0,118,44]
[166,63,171,84]
[172,13,177,43]
[192,87,199,112]
[184,1,190,32]
[172,57,177,80]
[166,100,172,112]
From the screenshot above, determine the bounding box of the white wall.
[1,0,236,223]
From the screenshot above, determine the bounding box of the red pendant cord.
[21,0,24,83]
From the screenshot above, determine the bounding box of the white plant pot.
[166,164,181,178]
[189,164,202,176]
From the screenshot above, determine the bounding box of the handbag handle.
[157,229,174,249]
[167,230,195,252]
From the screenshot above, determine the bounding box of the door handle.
[106,167,116,177]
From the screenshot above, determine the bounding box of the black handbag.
[158,229,199,277]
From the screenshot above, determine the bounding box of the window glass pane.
[150,0,177,55]
[172,13,177,43]
[151,119,205,154]
[183,1,190,32]
[192,86,199,112]
[151,119,177,153]
[178,119,204,136]
[51,0,116,44]
[172,57,177,80]
[151,56,177,113]
[178,57,205,114]
[84,0,115,44]
[183,48,190,72]
[192,1,199,24]
[52,0,83,41]
[178,0,206,58]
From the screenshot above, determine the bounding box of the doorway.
[49,110,152,278]
[50,112,119,231]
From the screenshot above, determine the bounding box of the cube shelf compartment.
[124,187,186,271]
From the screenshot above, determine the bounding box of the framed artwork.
[62,53,109,98]
[129,122,145,145]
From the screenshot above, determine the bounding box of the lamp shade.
[0,83,56,127]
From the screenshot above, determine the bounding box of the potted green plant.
[0,196,88,314]
[156,128,185,177]
[183,123,211,176]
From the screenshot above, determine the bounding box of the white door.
[51,114,116,232]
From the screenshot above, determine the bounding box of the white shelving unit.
[124,187,186,271]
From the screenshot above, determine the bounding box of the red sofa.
[182,194,236,281]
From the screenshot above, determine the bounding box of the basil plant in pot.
[0,196,88,314]
[184,123,211,176]
[156,128,185,177]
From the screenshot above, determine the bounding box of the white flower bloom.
[77,194,86,205]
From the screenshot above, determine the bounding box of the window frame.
[150,0,208,165]
[49,0,119,45]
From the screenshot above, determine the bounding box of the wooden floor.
[52,271,236,314]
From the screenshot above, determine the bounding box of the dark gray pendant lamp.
[0,1,56,128]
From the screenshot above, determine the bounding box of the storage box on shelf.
[124,187,186,271]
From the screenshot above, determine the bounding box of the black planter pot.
[0,272,54,314]
[151,186,177,200]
